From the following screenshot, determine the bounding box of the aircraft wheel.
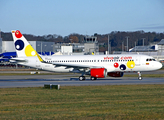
[138,76,142,80]
[79,76,85,81]
[138,72,142,80]
[91,77,97,81]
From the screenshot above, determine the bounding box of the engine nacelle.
[107,72,124,77]
[90,68,107,78]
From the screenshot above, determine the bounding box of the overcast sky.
[1,0,164,36]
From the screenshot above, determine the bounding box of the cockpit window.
[146,58,156,61]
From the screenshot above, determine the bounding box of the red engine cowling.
[90,68,107,78]
[107,72,124,77]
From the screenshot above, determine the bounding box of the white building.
[157,39,164,52]
[0,38,2,53]
[2,41,54,53]
[61,46,73,55]
[2,41,15,53]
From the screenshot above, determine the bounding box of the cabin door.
[135,56,140,66]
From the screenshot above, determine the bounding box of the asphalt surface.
[0,70,163,88]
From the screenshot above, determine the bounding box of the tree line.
[1,30,164,52]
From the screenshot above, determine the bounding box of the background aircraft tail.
[11,30,43,62]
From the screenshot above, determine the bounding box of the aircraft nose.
[157,62,163,69]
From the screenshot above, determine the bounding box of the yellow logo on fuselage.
[127,60,135,69]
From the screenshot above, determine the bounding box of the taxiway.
[0,73,164,88]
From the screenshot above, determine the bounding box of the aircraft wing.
[39,55,103,69]
[57,63,97,69]
[43,61,102,69]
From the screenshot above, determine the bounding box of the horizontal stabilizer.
[10,58,27,63]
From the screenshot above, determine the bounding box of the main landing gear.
[138,71,142,80]
[90,77,97,81]
[79,76,85,81]
[79,76,97,81]
[79,72,86,81]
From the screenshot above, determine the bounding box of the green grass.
[0,85,164,119]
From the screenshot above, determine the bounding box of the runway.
[0,74,164,88]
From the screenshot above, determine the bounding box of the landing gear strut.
[138,71,142,80]
[79,71,86,81]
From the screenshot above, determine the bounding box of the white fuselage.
[16,54,162,73]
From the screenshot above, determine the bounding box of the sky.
[0,0,164,36]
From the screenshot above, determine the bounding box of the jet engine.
[90,68,107,78]
[107,72,124,77]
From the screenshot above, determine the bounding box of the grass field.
[0,85,164,119]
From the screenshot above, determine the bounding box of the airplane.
[10,30,162,80]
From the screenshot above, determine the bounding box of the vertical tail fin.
[11,30,43,62]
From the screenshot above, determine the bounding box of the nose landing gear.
[138,71,142,80]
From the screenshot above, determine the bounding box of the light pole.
[142,38,145,46]
[126,36,129,52]
[108,35,109,54]
[135,41,136,52]
[122,41,124,52]
[38,42,42,55]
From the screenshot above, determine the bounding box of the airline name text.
[104,56,132,60]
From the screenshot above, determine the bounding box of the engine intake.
[90,68,107,78]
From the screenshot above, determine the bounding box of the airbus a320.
[10,30,162,80]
